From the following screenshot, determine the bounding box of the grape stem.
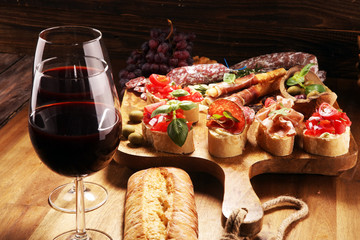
[166,19,173,40]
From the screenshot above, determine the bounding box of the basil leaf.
[286,63,316,87]
[171,89,189,97]
[151,105,172,118]
[268,108,290,117]
[167,118,188,147]
[286,74,304,86]
[179,101,197,110]
[305,84,326,95]
[223,73,236,83]
[299,63,315,77]
[194,84,208,95]
[211,114,223,120]
[223,110,239,122]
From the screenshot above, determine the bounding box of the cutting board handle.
[222,167,263,237]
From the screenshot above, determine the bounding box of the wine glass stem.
[75,177,88,240]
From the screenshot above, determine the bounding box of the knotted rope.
[221,196,309,240]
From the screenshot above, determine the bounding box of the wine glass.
[34,25,113,213]
[29,55,121,240]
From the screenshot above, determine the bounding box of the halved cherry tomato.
[144,101,167,115]
[305,102,351,137]
[264,97,276,108]
[149,74,170,86]
[318,102,340,120]
[334,119,346,134]
[151,118,169,132]
[340,112,352,127]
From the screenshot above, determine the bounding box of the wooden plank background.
[0,0,359,81]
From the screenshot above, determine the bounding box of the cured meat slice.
[226,75,283,106]
[167,63,230,85]
[231,52,326,81]
[206,68,286,98]
[207,98,246,134]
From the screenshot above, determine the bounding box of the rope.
[221,196,309,240]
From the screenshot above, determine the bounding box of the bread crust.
[256,123,294,156]
[208,125,249,158]
[142,122,195,154]
[302,127,350,157]
[124,167,199,240]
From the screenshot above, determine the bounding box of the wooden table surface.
[1,53,360,240]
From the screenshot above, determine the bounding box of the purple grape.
[173,50,190,60]
[134,68,142,77]
[157,42,170,53]
[149,39,159,50]
[169,58,178,67]
[119,70,129,79]
[145,50,155,63]
[178,60,188,67]
[150,63,159,73]
[159,64,169,74]
[126,64,136,72]
[150,28,161,39]
[176,40,187,50]
[141,41,149,52]
[127,72,136,79]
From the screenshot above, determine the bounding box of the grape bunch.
[118,21,196,89]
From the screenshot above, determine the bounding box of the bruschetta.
[301,102,352,157]
[142,100,195,154]
[206,98,254,158]
[255,96,304,156]
[145,74,203,123]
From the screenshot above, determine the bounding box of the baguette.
[208,125,250,158]
[146,87,201,123]
[142,122,195,154]
[255,96,304,156]
[124,167,198,240]
[302,127,350,157]
[256,122,295,156]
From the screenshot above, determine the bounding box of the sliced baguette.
[146,90,200,123]
[302,127,350,157]
[142,122,195,154]
[208,125,249,158]
[256,122,294,156]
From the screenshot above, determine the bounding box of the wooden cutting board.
[114,90,358,237]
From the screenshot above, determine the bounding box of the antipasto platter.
[115,52,358,236]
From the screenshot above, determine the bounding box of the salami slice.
[231,52,326,81]
[207,98,246,133]
[167,63,230,85]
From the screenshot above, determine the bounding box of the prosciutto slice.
[256,96,304,137]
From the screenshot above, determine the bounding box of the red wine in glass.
[29,56,120,240]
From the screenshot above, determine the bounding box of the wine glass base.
[53,229,112,240]
[48,182,108,213]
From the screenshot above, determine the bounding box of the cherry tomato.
[340,112,352,127]
[149,74,170,86]
[151,119,169,132]
[144,101,166,115]
[264,97,276,108]
[318,102,340,120]
[334,119,346,134]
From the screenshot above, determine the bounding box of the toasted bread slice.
[302,127,350,157]
[208,125,249,158]
[142,122,195,154]
[256,123,294,156]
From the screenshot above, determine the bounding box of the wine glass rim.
[39,25,102,46]
[35,56,109,80]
